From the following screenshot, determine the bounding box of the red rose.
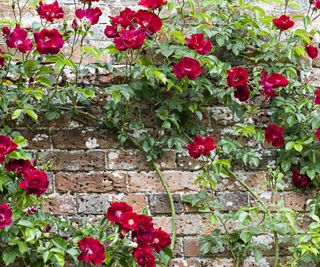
[314,0,320,9]
[114,29,146,51]
[315,88,320,104]
[0,135,18,164]
[306,44,318,59]
[119,212,141,231]
[6,25,33,53]
[0,203,12,229]
[132,214,155,245]
[104,26,118,38]
[78,237,106,265]
[72,19,79,30]
[133,10,162,36]
[110,8,136,30]
[27,206,38,215]
[138,0,166,9]
[152,228,171,253]
[0,49,4,68]
[2,26,10,37]
[37,1,64,23]
[234,84,250,102]
[185,34,213,55]
[133,246,156,267]
[106,202,133,223]
[43,224,52,233]
[18,168,49,196]
[227,67,248,87]
[187,135,216,159]
[5,159,34,175]
[173,57,202,80]
[75,7,102,25]
[264,124,284,148]
[316,128,320,141]
[273,15,294,31]
[291,169,311,188]
[34,28,64,55]
[260,72,288,98]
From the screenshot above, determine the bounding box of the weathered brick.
[43,194,77,215]
[107,150,176,170]
[177,214,203,236]
[40,151,106,171]
[110,194,147,213]
[18,129,51,149]
[52,129,120,149]
[209,107,239,126]
[183,238,201,257]
[55,171,126,193]
[77,194,109,215]
[216,191,250,211]
[149,193,184,214]
[128,171,198,193]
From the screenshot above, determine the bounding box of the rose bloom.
[0,135,18,164]
[315,88,320,104]
[138,0,166,9]
[133,10,162,36]
[78,237,106,265]
[185,33,213,55]
[291,169,311,188]
[234,84,250,102]
[2,26,10,37]
[106,202,133,223]
[119,212,141,231]
[18,168,49,196]
[114,29,146,51]
[75,7,102,25]
[133,246,156,267]
[306,44,318,59]
[173,57,202,80]
[227,66,248,87]
[34,28,64,55]
[314,0,320,9]
[6,25,33,53]
[260,71,288,97]
[5,159,33,175]
[37,1,64,23]
[152,228,171,253]
[264,124,285,148]
[273,15,294,31]
[0,203,12,229]
[187,135,216,159]
[132,214,155,246]
[316,128,320,141]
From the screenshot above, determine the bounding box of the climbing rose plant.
[1,0,320,266]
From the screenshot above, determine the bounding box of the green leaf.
[54,253,65,267]
[112,90,121,104]
[2,248,17,266]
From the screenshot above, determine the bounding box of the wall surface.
[1,0,320,266]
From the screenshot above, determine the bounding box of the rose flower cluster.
[0,135,49,230]
[77,202,171,266]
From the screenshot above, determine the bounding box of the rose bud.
[43,224,52,233]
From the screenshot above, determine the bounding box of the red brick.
[110,194,147,213]
[18,129,51,149]
[55,171,126,193]
[42,194,77,215]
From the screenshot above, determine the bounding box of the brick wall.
[1,0,319,266]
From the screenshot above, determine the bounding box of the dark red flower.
[72,19,79,30]
[0,203,12,229]
[114,29,146,51]
[104,26,118,38]
[133,10,162,36]
[18,168,49,196]
[314,0,320,9]
[34,28,64,55]
[106,202,133,223]
[187,135,216,159]
[133,246,156,267]
[78,237,106,265]
[152,228,171,253]
[132,214,155,246]
[27,206,38,215]
[260,72,288,98]
[185,34,213,55]
[306,44,318,59]
[6,25,33,53]
[316,128,320,141]
[273,15,294,31]
[264,124,285,148]
[173,57,202,80]
[0,49,5,68]
[0,135,18,164]
[227,67,248,87]
[75,7,102,25]
[138,0,166,9]
[110,8,136,31]
[2,27,10,37]
[234,84,250,102]
[43,224,52,233]
[119,212,140,231]
[5,159,33,175]
[37,1,64,23]
[315,88,320,104]
[291,169,311,188]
